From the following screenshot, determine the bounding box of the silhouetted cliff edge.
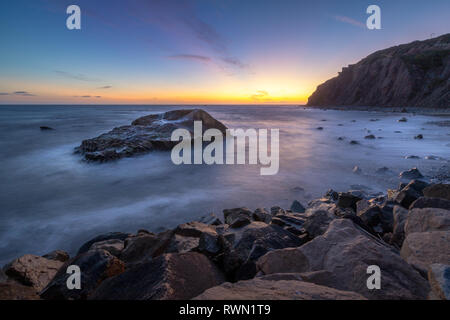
[307,34,449,109]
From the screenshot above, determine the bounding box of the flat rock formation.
[75,109,227,162]
[307,34,450,109]
[1,180,449,300]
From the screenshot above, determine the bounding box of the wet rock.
[221,222,304,281]
[270,206,286,215]
[336,192,362,211]
[119,232,160,265]
[405,155,420,159]
[364,134,376,139]
[42,250,70,262]
[398,117,408,122]
[3,255,64,292]
[423,184,450,201]
[198,213,223,226]
[290,200,305,213]
[376,167,391,174]
[316,127,324,130]
[352,166,362,174]
[409,197,450,210]
[394,180,429,208]
[40,249,125,300]
[90,252,225,300]
[90,239,124,257]
[303,209,334,238]
[75,109,228,162]
[428,264,450,300]
[414,134,424,140]
[0,281,40,300]
[256,219,429,300]
[349,140,359,145]
[223,208,252,225]
[399,168,423,180]
[77,232,130,255]
[356,199,371,214]
[357,205,393,234]
[323,189,339,201]
[193,278,366,300]
[252,208,272,223]
[175,221,217,238]
[229,216,252,229]
[391,206,408,247]
[40,126,54,131]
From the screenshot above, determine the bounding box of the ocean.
[0,105,449,265]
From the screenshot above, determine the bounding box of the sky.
[0,0,449,105]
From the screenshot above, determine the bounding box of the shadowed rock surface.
[307,34,450,108]
[75,109,227,162]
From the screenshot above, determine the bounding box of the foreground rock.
[3,255,64,292]
[90,252,224,300]
[41,249,125,300]
[75,109,227,162]
[428,264,450,300]
[193,277,366,300]
[307,34,450,109]
[256,219,429,299]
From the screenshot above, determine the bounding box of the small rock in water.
[40,126,54,131]
[425,155,438,160]
[352,166,362,174]
[337,137,345,140]
[290,200,305,213]
[376,167,390,174]
[399,167,424,179]
[370,119,379,122]
[364,134,376,139]
[316,127,324,130]
[338,124,343,126]
[405,155,420,159]
[395,131,402,133]
[414,134,424,140]
[349,140,359,145]
[398,117,408,122]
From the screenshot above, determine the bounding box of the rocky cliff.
[307,34,450,109]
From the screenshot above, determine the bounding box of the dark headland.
[307,33,450,110]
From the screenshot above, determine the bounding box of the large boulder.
[75,109,227,162]
[192,277,366,300]
[423,184,450,201]
[40,249,125,300]
[223,208,252,225]
[391,205,408,247]
[404,208,450,235]
[77,232,130,255]
[220,222,304,281]
[90,252,225,300]
[0,281,40,300]
[409,197,450,210]
[42,250,70,262]
[3,255,64,292]
[394,180,428,209]
[401,231,450,275]
[256,219,429,299]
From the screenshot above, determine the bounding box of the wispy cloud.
[251,90,271,102]
[14,91,35,96]
[55,70,102,82]
[333,15,366,29]
[221,57,249,70]
[167,54,212,63]
[97,85,112,89]
[73,95,102,98]
[0,92,10,95]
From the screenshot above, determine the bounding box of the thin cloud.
[221,57,249,69]
[55,70,102,82]
[97,85,112,89]
[73,95,102,98]
[167,54,212,63]
[0,92,9,95]
[14,91,35,96]
[251,90,272,102]
[334,15,366,29]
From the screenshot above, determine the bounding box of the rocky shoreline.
[1,177,449,300]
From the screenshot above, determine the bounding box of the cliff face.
[307,34,450,108]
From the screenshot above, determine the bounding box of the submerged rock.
[75,109,227,162]
[399,167,424,179]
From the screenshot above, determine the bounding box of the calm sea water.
[0,105,449,264]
